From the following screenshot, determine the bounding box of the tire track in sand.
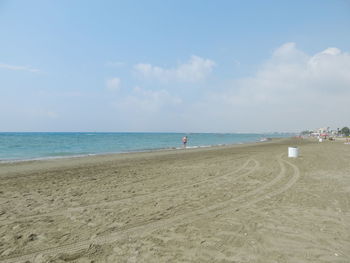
[0,158,255,226]
[211,154,300,252]
[0,155,299,263]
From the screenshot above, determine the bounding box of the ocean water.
[0,132,293,161]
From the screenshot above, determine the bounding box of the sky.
[0,0,350,133]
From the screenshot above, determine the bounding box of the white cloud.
[272,42,307,61]
[183,43,350,132]
[113,86,183,130]
[134,55,215,83]
[0,63,40,73]
[106,77,121,91]
[117,86,182,113]
[110,44,350,132]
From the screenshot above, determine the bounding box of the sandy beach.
[0,138,349,262]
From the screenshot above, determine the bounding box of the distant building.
[306,127,340,138]
[318,127,329,134]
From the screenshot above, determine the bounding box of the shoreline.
[0,138,288,180]
[0,137,284,164]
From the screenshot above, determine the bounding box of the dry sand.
[0,138,349,262]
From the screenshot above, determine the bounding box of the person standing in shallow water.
[182,136,188,148]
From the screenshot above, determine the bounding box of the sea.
[0,132,294,162]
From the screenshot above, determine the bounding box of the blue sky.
[1,0,350,132]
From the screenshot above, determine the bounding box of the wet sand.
[0,138,349,262]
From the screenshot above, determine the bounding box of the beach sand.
[0,138,349,262]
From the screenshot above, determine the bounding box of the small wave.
[0,153,98,164]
